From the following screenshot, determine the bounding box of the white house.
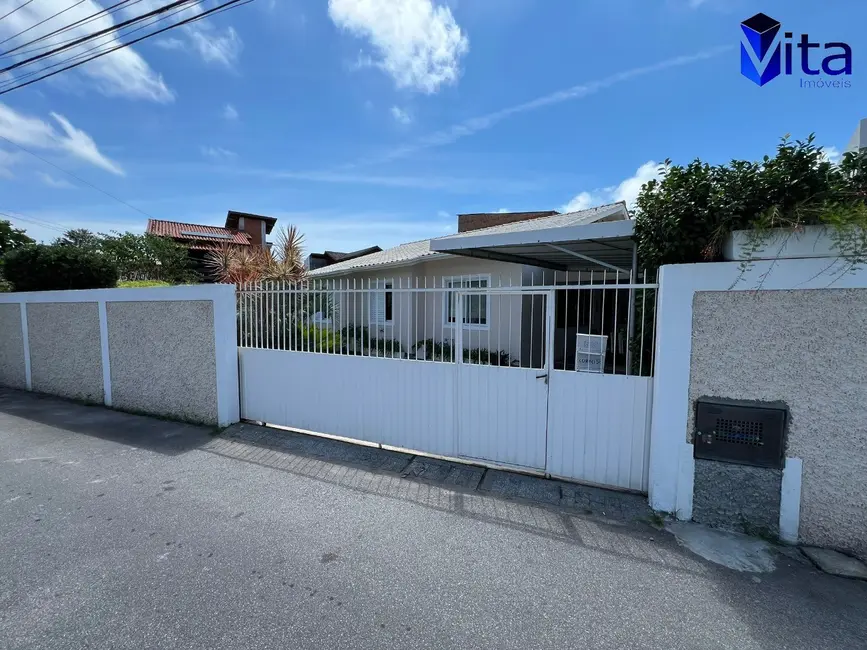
[307,202,650,373]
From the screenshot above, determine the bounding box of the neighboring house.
[147,210,277,279]
[308,203,639,371]
[306,246,382,271]
[846,117,867,153]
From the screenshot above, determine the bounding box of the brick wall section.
[457,211,559,233]
[241,217,265,246]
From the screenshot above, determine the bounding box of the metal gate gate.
[236,273,656,491]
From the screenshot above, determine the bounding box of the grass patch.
[117,280,172,288]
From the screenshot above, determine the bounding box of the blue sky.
[0,0,864,255]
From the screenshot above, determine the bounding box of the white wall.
[0,285,240,427]
[649,258,867,543]
[333,257,526,362]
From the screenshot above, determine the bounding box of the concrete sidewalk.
[212,422,654,525]
[2,387,867,650]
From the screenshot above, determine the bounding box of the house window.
[371,280,393,324]
[444,275,490,328]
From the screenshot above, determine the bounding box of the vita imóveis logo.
[740,13,852,87]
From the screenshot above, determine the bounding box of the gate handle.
[536,373,548,384]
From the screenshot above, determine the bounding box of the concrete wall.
[27,302,104,403]
[690,288,867,556]
[0,303,26,389]
[107,301,219,424]
[650,259,867,560]
[0,285,239,427]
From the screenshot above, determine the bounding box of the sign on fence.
[575,334,607,373]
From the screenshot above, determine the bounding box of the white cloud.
[390,106,412,124]
[0,103,123,175]
[139,2,243,69]
[611,161,661,207]
[155,37,186,50]
[561,192,596,213]
[496,208,509,213]
[36,172,75,189]
[50,112,125,176]
[0,0,172,102]
[256,168,542,194]
[349,46,730,168]
[823,146,842,164]
[328,0,469,93]
[201,145,237,160]
[222,103,239,121]
[188,24,243,68]
[0,149,19,178]
[561,161,661,213]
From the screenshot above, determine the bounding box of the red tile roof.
[146,219,251,247]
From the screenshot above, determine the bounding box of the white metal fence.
[236,270,658,377]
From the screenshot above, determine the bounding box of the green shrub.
[293,324,341,353]
[117,280,172,288]
[3,244,118,291]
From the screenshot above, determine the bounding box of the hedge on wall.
[3,244,119,291]
[633,134,867,272]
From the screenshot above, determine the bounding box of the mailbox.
[694,398,788,469]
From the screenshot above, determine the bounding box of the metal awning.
[429,219,637,274]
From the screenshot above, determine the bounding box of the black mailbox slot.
[694,399,787,469]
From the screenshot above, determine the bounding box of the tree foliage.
[634,134,867,271]
[0,219,34,257]
[4,244,118,291]
[52,229,195,283]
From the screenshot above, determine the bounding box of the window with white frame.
[444,275,490,328]
[370,280,393,324]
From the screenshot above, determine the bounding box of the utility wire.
[0,0,143,58]
[0,134,158,220]
[0,0,89,49]
[0,210,68,234]
[0,0,37,24]
[0,0,253,95]
[0,0,202,75]
[0,0,205,89]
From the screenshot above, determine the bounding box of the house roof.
[436,202,628,241]
[323,246,383,263]
[309,202,631,277]
[430,203,636,272]
[457,210,560,233]
[309,239,445,277]
[146,219,251,249]
[225,210,278,234]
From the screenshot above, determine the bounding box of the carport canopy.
[429,216,638,276]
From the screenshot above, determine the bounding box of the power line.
[0,0,144,59]
[0,0,89,49]
[0,0,201,75]
[0,134,158,220]
[0,210,68,234]
[0,0,37,24]
[0,0,253,96]
[0,1,206,90]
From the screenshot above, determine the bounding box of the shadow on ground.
[205,424,867,649]
[206,422,709,577]
[0,388,213,455]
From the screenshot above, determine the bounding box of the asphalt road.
[1,389,866,650]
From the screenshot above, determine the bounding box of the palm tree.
[204,225,308,286]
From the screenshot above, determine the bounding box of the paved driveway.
[1,389,866,650]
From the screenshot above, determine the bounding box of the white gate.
[456,291,551,470]
[236,273,657,491]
